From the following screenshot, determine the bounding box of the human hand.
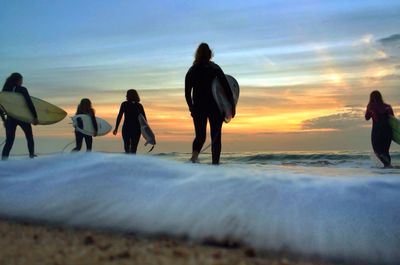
[231,107,236,118]
[32,117,39,125]
[93,131,98,137]
[189,106,195,118]
[113,129,117,136]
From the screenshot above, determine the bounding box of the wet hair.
[193,43,213,65]
[126,89,140,102]
[76,98,95,115]
[369,90,384,105]
[3,73,23,90]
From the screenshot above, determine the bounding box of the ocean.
[0,151,399,264]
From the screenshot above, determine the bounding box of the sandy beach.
[0,219,338,265]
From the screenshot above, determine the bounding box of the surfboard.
[0,91,67,125]
[212,75,239,123]
[389,116,400,145]
[138,114,156,147]
[72,114,112,136]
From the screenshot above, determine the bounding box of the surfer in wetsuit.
[72,98,98,152]
[185,43,235,165]
[365,90,394,168]
[113,89,146,154]
[1,73,38,160]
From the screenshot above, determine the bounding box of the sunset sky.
[1,0,399,154]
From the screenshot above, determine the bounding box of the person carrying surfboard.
[185,43,235,165]
[72,98,98,152]
[1,73,38,160]
[365,90,394,168]
[113,89,147,154]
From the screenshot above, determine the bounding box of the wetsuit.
[115,101,146,154]
[365,102,394,167]
[72,110,97,151]
[2,85,38,159]
[185,62,234,164]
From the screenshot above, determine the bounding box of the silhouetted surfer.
[1,73,38,160]
[113,89,146,154]
[365,90,394,168]
[185,43,235,165]
[72,98,98,152]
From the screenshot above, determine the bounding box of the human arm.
[185,69,194,114]
[90,110,98,137]
[387,105,394,117]
[138,103,147,120]
[0,105,5,122]
[21,87,38,124]
[0,108,6,124]
[365,105,372,121]
[113,103,124,135]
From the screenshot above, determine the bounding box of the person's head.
[126,89,140,102]
[369,90,384,105]
[77,98,93,114]
[3,73,23,90]
[193,43,213,65]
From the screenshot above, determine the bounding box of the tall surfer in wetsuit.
[365,90,394,168]
[113,89,146,154]
[1,73,38,160]
[185,43,235,165]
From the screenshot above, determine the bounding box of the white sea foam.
[0,153,399,264]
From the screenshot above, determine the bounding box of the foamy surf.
[0,153,399,264]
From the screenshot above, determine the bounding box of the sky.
[0,0,399,154]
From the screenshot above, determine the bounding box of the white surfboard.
[72,114,112,136]
[138,114,156,146]
[212,75,239,123]
[0,91,67,125]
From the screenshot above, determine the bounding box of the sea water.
[0,152,399,264]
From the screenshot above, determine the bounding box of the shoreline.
[0,218,338,265]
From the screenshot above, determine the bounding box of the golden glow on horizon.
[33,85,344,141]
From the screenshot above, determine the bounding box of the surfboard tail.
[144,139,156,146]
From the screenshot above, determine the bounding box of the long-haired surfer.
[185,43,235,165]
[113,89,147,154]
[1,73,38,160]
[72,98,97,152]
[365,90,394,168]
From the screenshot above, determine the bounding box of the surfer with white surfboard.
[185,43,237,165]
[71,98,98,152]
[113,89,154,154]
[1,73,38,160]
[365,90,395,168]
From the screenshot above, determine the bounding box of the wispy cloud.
[379,34,400,46]
[301,108,366,131]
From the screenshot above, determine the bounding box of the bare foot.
[190,151,199,163]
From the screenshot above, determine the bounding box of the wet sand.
[0,219,338,265]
